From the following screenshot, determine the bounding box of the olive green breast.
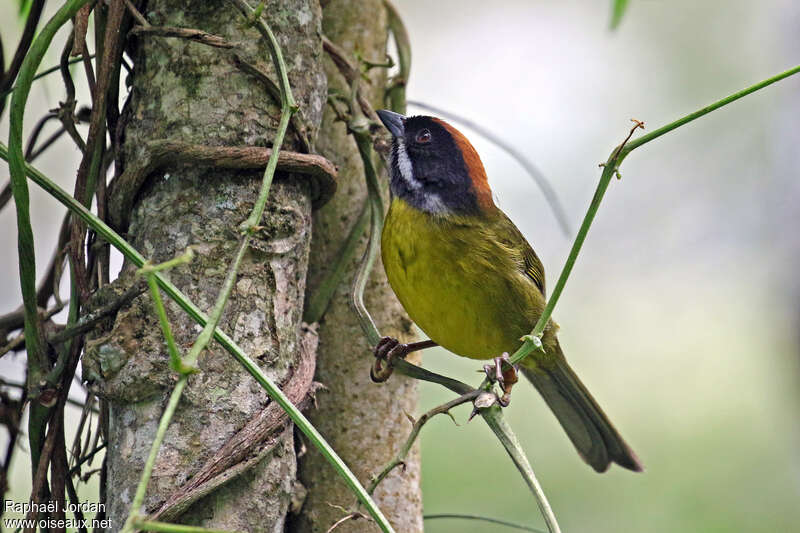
[381,198,548,360]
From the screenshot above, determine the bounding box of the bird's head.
[376,110,494,216]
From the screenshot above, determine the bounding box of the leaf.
[610,0,629,30]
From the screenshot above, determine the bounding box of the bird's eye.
[415,129,432,144]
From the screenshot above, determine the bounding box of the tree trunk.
[84,1,325,531]
[292,1,424,532]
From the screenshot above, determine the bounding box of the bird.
[373,109,643,473]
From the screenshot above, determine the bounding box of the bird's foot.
[370,337,437,383]
[482,352,519,407]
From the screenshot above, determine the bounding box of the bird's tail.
[520,348,643,473]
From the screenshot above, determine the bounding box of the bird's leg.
[482,352,519,407]
[371,337,438,383]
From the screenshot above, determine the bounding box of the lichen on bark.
[83,1,325,530]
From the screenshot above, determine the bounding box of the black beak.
[377,109,405,138]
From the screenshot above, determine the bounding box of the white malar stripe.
[395,138,421,190]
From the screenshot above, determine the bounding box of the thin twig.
[326,511,369,533]
[23,111,59,161]
[72,3,92,56]
[70,0,126,303]
[230,54,311,151]
[424,514,546,533]
[58,30,87,153]
[367,390,481,495]
[70,395,95,469]
[130,25,236,49]
[27,126,67,161]
[67,442,107,478]
[321,36,379,120]
[47,282,146,345]
[80,36,96,97]
[122,0,149,26]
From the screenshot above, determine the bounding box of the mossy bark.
[83,1,325,531]
[291,1,424,532]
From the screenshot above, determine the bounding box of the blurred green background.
[2,1,800,532]
[403,1,800,532]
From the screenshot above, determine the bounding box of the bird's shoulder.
[481,207,547,296]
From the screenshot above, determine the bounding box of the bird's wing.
[489,211,546,296]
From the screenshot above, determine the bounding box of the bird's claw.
[371,336,409,383]
[482,352,518,407]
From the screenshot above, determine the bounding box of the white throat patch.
[395,138,421,190]
[393,138,449,215]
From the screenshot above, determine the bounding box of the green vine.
[5,0,92,485]
[508,62,800,368]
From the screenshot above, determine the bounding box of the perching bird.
[374,109,642,473]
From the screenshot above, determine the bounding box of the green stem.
[509,62,800,367]
[304,199,369,324]
[138,248,195,274]
[129,90,292,533]
[384,0,410,114]
[391,358,560,533]
[6,0,91,482]
[0,145,393,533]
[242,109,292,230]
[227,0,296,111]
[342,73,560,526]
[341,62,555,531]
[621,63,800,158]
[120,378,188,533]
[144,275,187,374]
[481,406,560,533]
[122,8,314,524]
[350,129,384,346]
[183,234,250,367]
[7,0,89,374]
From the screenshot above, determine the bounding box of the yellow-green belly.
[381,199,544,360]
